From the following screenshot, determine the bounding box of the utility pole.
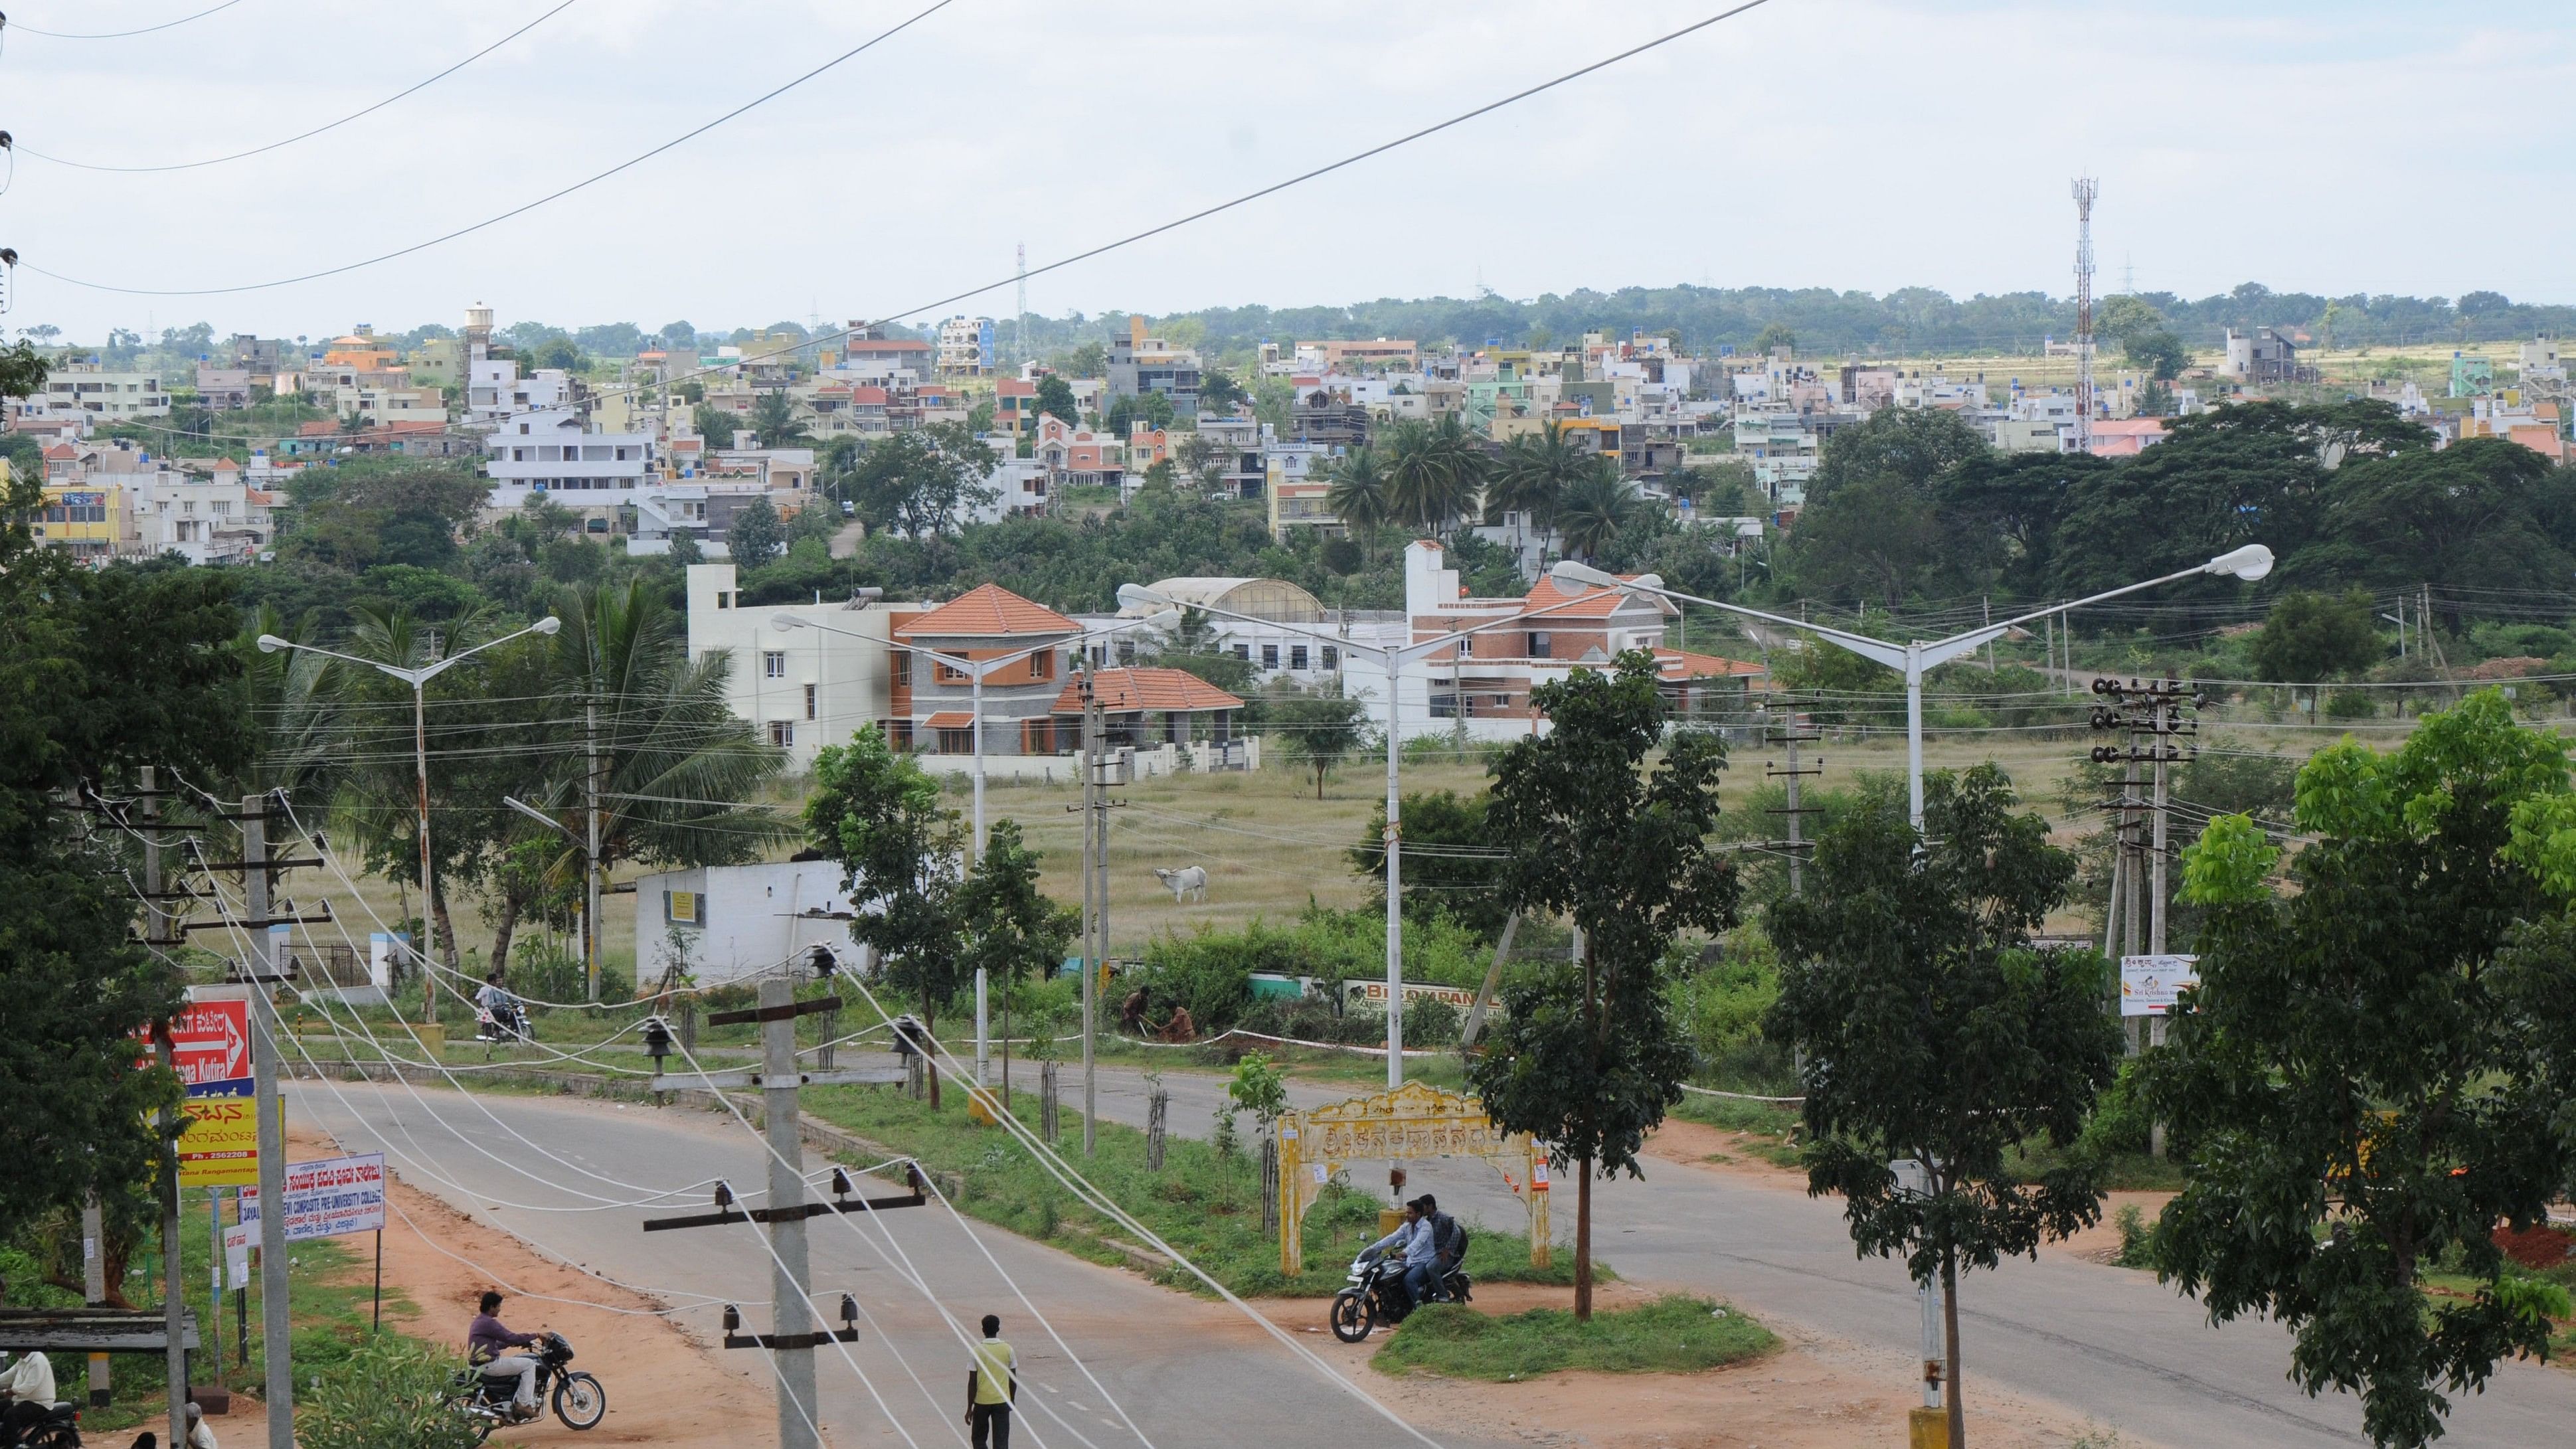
[641,976,915,1448]
[242,795,296,1449]
[142,768,190,1439]
[1764,715,1821,896]
[2090,678,2199,1051]
[1080,685,1111,1156]
[586,691,603,1002]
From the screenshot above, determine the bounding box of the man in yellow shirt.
[964,1313,1015,1448]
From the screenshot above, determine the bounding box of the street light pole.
[1118,582,1612,1088]
[776,608,1177,859]
[260,616,561,1019]
[1550,544,2274,832]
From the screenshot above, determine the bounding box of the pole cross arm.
[647,1060,907,1092]
[725,1325,862,1351]
[0,1309,201,1353]
[707,997,844,1027]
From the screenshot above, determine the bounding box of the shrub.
[2325,689,2379,720]
[507,938,634,1008]
[299,1333,487,1449]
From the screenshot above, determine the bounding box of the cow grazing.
[1152,865,1209,903]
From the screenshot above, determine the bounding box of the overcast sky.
[5,0,2570,345]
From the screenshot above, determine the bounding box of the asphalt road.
[288,1074,1494,1449]
[292,1061,2576,1448]
[1076,1060,2576,1449]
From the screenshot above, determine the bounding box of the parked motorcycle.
[1328,1250,1472,1343]
[447,1331,606,1442]
[0,1402,81,1449]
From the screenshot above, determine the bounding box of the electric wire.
[17,1,581,171]
[3,0,246,39]
[22,0,962,295]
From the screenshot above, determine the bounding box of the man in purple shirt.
[468,1290,543,1421]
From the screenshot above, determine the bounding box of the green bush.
[2325,689,2379,720]
[507,937,634,1007]
[299,1333,487,1449]
[1130,907,1491,1033]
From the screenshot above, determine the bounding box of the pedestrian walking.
[965,1314,1015,1448]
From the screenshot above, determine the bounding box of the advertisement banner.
[240,1153,386,1242]
[1343,980,1482,1014]
[137,998,253,1096]
[220,1222,251,1292]
[2119,954,2201,1017]
[177,1086,262,1188]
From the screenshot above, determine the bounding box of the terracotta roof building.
[889,582,1084,756]
[1051,667,1243,750]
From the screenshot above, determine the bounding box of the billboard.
[241,1153,386,1242]
[2119,954,2200,1017]
[177,1090,264,1188]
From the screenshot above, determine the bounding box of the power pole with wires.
[586,690,603,1002]
[2089,679,2199,1048]
[1764,716,1822,896]
[642,972,914,1449]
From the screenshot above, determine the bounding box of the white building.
[467,359,574,424]
[483,408,654,509]
[936,315,996,377]
[1109,577,1405,688]
[40,363,172,422]
[685,562,901,772]
[128,457,275,564]
[634,860,869,986]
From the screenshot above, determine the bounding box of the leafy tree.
[1472,651,1740,1320]
[1033,374,1080,427]
[1765,764,2122,1449]
[2250,589,2381,720]
[280,460,486,572]
[808,726,968,1107]
[1104,390,1175,436]
[956,818,1077,1102]
[727,493,786,569]
[847,423,999,541]
[2094,294,2164,345]
[532,337,585,373]
[1751,323,1796,354]
[1199,367,1246,413]
[1768,638,1901,726]
[1065,341,1106,378]
[2145,693,2576,1446]
[0,338,48,400]
[1804,402,1990,507]
[1932,450,2112,598]
[2124,329,2190,381]
[1264,682,1369,800]
[1553,457,1638,562]
[692,403,738,450]
[2306,438,2576,598]
[1146,606,1256,697]
[749,388,807,447]
[1783,473,1946,608]
[1349,789,1509,940]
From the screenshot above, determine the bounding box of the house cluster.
[24,439,290,564]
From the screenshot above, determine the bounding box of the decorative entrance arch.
[1275,1080,1551,1276]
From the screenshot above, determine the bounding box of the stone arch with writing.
[1274,1080,1551,1276]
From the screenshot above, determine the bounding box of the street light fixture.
[259,615,562,1021]
[1550,544,2274,831]
[772,608,1180,859]
[1118,579,1621,1088]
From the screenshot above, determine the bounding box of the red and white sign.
[143,999,252,1094]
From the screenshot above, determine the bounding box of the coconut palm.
[1383,414,1488,537]
[1486,420,1585,542]
[1554,456,1640,563]
[1325,444,1393,542]
[221,604,345,804]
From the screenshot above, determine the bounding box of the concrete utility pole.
[1766,716,1821,896]
[143,768,189,1440]
[760,976,821,1449]
[1080,687,1110,1156]
[242,795,295,1449]
[586,691,603,1001]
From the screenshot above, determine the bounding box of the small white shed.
[635,859,873,985]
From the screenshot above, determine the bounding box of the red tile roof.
[1654,647,1766,682]
[1050,667,1244,715]
[850,387,889,405]
[997,381,1035,397]
[1519,574,1671,621]
[920,711,978,729]
[42,443,79,460]
[298,420,339,436]
[893,582,1080,639]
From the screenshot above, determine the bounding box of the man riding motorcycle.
[1413,1195,1464,1308]
[1359,1199,1438,1315]
[0,1351,57,1444]
[468,1291,545,1422]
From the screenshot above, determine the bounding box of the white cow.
[1152,866,1209,903]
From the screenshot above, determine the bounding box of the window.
[1233,643,1250,662]
[1023,719,1055,754]
[935,658,968,683]
[1262,644,1279,669]
[1322,645,1339,670]
[1529,631,1553,659]
[805,683,817,720]
[764,650,786,679]
[1290,645,1308,670]
[1030,651,1053,681]
[768,721,795,747]
[937,727,975,754]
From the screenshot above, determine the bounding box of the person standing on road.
[965,1313,1015,1449]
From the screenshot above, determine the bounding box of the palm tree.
[748,388,808,447]
[1486,421,1584,544]
[1324,444,1393,546]
[1554,457,1640,563]
[1383,415,1487,537]
[222,604,345,804]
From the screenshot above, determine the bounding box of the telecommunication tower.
[1015,242,1028,367]
[2071,177,2097,454]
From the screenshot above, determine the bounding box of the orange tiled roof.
[1519,574,1672,620]
[1051,667,1244,715]
[42,443,79,460]
[920,711,978,729]
[1654,647,1765,681]
[893,582,1080,639]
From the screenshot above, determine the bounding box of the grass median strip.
[1373,1294,1776,1381]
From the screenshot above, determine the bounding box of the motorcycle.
[447,1331,607,1442]
[475,999,532,1045]
[1328,1250,1471,1343]
[0,1402,82,1449]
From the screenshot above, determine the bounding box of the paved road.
[1074,1059,2576,1449]
[288,1075,1495,1449]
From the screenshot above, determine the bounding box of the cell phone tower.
[2072,177,2097,455]
[1015,242,1028,367]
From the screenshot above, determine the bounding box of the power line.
[21,0,962,295]
[1,0,246,39]
[15,1,581,173]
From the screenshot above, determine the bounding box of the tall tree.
[2146,692,2576,1448]
[808,726,968,1107]
[748,388,808,447]
[1553,456,1639,564]
[2250,589,2382,721]
[1486,422,1585,541]
[1033,374,1080,427]
[1349,789,1509,940]
[1264,683,1368,800]
[1324,446,1393,541]
[956,819,1078,1103]
[1803,403,1990,507]
[1765,764,2122,1449]
[1471,651,1740,1320]
[1383,414,1487,536]
[847,423,998,541]
[727,494,786,569]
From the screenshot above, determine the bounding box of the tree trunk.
[1943,1244,1965,1448]
[923,997,942,1110]
[488,891,523,978]
[430,878,461,970]
[1574,1153,1594,1321]
[1001,990,1013,1109]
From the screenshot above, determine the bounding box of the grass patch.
[1374,1294,1776,1381]
[1669,1094,1806,1169]
[800,1082,1593,1298]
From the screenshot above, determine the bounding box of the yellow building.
[31,476,129,561]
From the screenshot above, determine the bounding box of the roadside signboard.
[220,1222,251,1292]
[1343,980,1481,1013]
[176,1089,263,1188]
[2119,954,2200,1017]
[240,1153,386,1242]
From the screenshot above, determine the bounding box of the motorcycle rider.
[1413,1195,1463,1306]
[477,973,523,1041]
[1360,1199,1434,1315]
[0,1349,56,1441]
[468,1290,545,1422]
